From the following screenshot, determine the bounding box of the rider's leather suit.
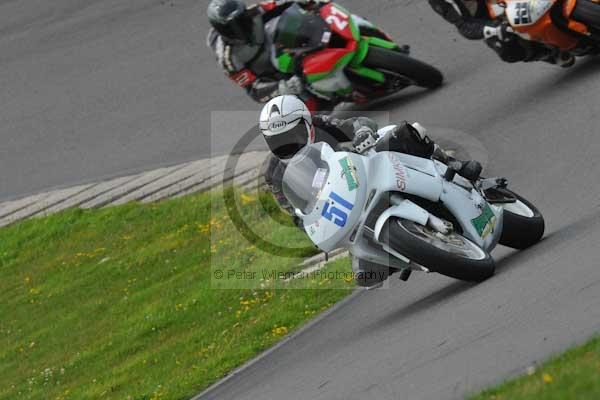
[207,1,333,111]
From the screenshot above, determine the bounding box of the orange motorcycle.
[485,0,600,59]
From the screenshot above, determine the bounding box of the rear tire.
[573,0,600,31]
[363,46,444,89]
[499,190,545,250]
[380,218,495,282]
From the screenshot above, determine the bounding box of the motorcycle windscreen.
[282,143,330,215]
[274,3,328,55]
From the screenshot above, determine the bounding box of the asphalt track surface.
[3,1,600,399]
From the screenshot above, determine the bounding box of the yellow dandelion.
[271,326,288,337]
[240,193,256,205]
[542,373,553,383]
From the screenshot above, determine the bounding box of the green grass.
[0,189,354,400]
[470,336,600,400]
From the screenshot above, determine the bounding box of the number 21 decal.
[325,5,349,31]
[321,192,354,228]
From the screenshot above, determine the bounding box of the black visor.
[265,120,310,159]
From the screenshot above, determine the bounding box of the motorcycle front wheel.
[498,189,545,250]
[380,218,495,282]
[363,46,443,89]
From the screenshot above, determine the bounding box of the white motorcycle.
[282,126,545,282]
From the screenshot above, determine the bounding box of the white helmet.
[259,95,314,159]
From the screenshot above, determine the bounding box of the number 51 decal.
[321,192,354,227]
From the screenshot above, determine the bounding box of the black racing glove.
[428,0,462,24]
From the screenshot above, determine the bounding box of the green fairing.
[305,71,330,83]
[336,87,353,96]
[277,53,293,74]
[350,39,370,68]
[348,66,385,83]
[367,36,398,50]
[303,11,399,88]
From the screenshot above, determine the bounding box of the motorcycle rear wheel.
[573,0,600,31]
[363,46,443,89]
[380,218,495,282]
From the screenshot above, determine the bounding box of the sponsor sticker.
[471,204,497,239]
[312,168,328,191]
[268,120,287,131]
[388,153,408,191]
[338,157,359,191]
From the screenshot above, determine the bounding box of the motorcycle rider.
[207,0,336,111]
[428,0,575,67]
[259,95,483,287]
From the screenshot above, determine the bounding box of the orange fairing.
[512,10,579,51]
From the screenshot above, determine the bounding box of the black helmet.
[207,0,255,44]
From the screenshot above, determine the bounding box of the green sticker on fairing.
[471,204,497,239]
[339,157,359,191]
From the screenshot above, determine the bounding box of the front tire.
[498,190,545,250]
[380,218,495,282]
[363,46,444,89]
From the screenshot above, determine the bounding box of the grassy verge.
[470,336,600,400]
[0,189,354,400]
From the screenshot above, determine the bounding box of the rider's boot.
[546,51,575,68]
[556,52,576,68]
[432,146,482,182]
[537,48,575,68]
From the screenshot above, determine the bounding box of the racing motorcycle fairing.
[496,0,597,51]
[319,3,360,43]
[366,152,503,250]
[438,171,504,250]
[283,136,506,262]
[504,0,579,50]
[284,143,368,253]
[273,2,405,101]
